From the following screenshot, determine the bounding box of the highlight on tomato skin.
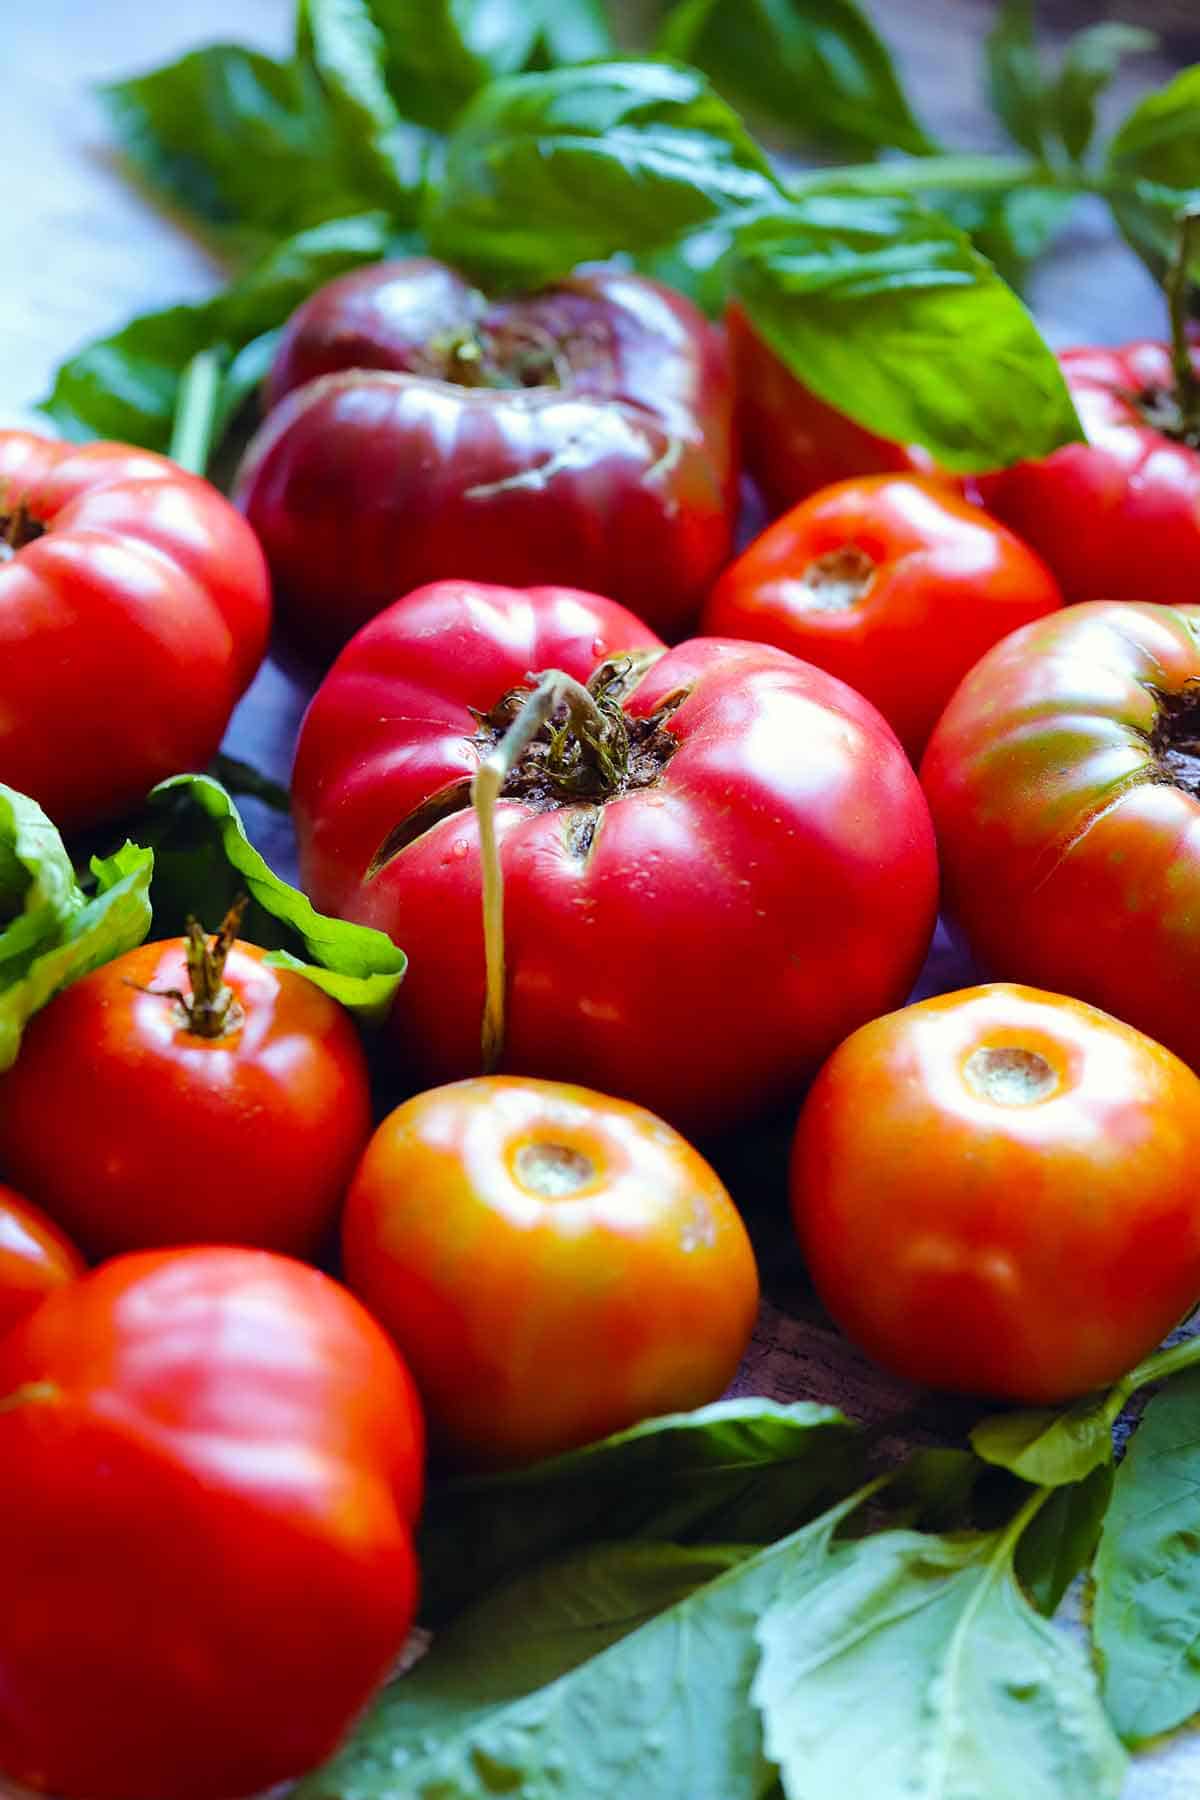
[790,984,1200,1406]
[341,1075,761,1471]
[0,1183,85,1338]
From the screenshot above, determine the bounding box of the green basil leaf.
[730,196,1083,472]
[937,187,1076,290]
[0,786,153,1071]
[656,0,932,157]
[753,1520,1126,1799]
[99,46,387,262]
[1108,66,1200,278]
[986,0,1050,160]
[40,212,400,451]
[425,60,782,286]
[1014,1464,1114,1618]
[420,1397,862,1625]
[971,1393,1116,1487]
[1054,23,1157,165]
[1093,1367,1200,1745]
[144,775,405,1022]
[533,0,615,65]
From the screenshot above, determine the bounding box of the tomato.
[0,1183,83,1337]
[792,984,1200,1403]
[0,433,270,830]
[292,580,938,1137]
[235,260,736,648]
[342,1075,759,1467]
[703,474,1062,760]
[0,1246,423,1800]
[921,601,1200,1072]
[0,915,372,1261]
[727,302,935,515]
[978,342,1200,606]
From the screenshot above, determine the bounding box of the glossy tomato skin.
[979,343,1200,605]
[703,474,1063,759]
[0,1247,423,1800]
[293,580,939,1138]
[0,1184,84,1337]
[0,939,372,1260]
[793,985,1200,1402]
[921,601,1200,1071]
[236,261,736,647]
[0,434,270,829]
[727,302,935,515]
[342,1076,759,1467]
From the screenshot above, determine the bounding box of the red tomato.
[727,302,935,514]
[979,342,1200,606]
[0,925,372,1261]
[703,475,1063,759]
[292,580,938,1137]
[921,601,1200,1072]
[342,1076,759,1467]
[236,260,736,647]
[0,1183,83,1337]
[0,1247,423,1800]
[793,985,1200,1402]
[0,434,270,829]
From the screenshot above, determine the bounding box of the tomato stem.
[141,898,249,1039]
[1167,203,1200,441]
[169,347,229,478]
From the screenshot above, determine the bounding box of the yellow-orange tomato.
[791,985,1200,1404]
[0,1184,84,1336]
[342,1076,759,1467]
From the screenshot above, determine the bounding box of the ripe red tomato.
[0,1246,423,1800]
[292,580,938,1137]
[0,433,270,829]
[921,601,1200,1072]
[0,921,372,1260]
[703,474,1062,760]
[235,260,736,648]
[978,342,1200,606]
[727,302,935,514]
[342,1075,759,1467]
[0,1183,83,1337]
[792,984,1200,1402]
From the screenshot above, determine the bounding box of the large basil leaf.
[656,0,933,157]
[425,60,782,285]
[0,786,153,1071]
[1108,66,1200,278]
[730,196,1082,471]
[420,1398,862,1625]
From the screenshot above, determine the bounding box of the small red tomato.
[0,913,372,1261]
[792,985,1200,1404]
[703,474,1063,759]
[0,1184,84,1336]
[342,1076,760,1468]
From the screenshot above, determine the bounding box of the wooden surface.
[5,2,1200,1796]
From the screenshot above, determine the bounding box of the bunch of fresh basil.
[43,0,1198,480]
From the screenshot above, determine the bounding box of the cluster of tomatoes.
[4,256,1200,1800]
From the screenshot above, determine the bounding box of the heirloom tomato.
[0,1184,83,1337]
[343,1076,760,1467]
[292,580,938,1138]
[236,259,736,648]
[0,911,372,1260]
[792,984,1200,1403]
[0,1247,423,1800]
[0,433,270,829]
[703,474,1062,759]
[922,602,1200,1071]
[979,341,1200,606]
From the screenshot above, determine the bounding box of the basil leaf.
[1055,23,1157,165]
[425,60,782,286]
[0,786,153,1071]
[1108,66,1200,278]
[99,47,386,263]
[971,1392,1116,1487]
[145,775,405,1022]
[420,1397,862,1626]
[730,196,1082,472]
[656,0,933,157]
[986,0,1049,160]
[40,212,399,451]
[533,0,615,65]
[1093,1367,1200,1745]
[936,188,1076,290]
[1014,1464,1113,1618]
[753,1521,1126,1799]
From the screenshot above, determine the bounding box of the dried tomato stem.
[1168,204,1200,440]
